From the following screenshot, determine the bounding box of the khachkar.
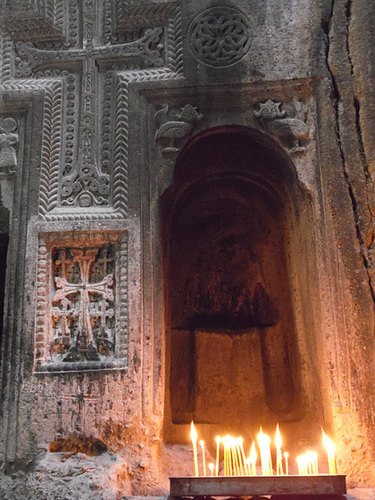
[0,0,183,370]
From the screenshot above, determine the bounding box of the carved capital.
[254,99,310,154]
[154,104,204,157]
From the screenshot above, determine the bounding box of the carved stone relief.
[154,104,203,156]
[254,99,310,154]
[1,0,183,220]
[0,117,18,177]
[0,0,65,41]
[34,231,128,372]
[188,6,253,67]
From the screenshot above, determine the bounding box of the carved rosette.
[34,231,128,372]
[188,6,253,67]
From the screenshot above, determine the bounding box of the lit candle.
[322,430,336,474]
[209,463,215,476]
[238,437,248,475]
[231,438,240,476]
[250,441,257,475]
[223,436,232,476]
[200,440,207,477]
[191,422,199,476]
[308,451,318,475]
[297,454,307,475]
[275,424,284,475]
[284,452,289,475]
[215,436,221,476]
[257,429,273,475]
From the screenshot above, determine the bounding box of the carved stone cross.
[14,0,164,207]
[53,248,114,351]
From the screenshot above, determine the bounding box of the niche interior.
[161,126,323,449]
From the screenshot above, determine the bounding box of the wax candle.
[322,430,336,474]
[275,424,284,475]
[200,440,207,477]
[258,429,272,475]
[191,422,199,476]
[284,452,289,475]
[215,436,220,476]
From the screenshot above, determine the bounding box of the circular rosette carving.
[188,6,253,67]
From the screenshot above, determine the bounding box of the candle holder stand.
[170,475,347,499]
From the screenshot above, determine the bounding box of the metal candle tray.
[170,475,347,497]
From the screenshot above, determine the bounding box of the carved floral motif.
[188,6,252,67]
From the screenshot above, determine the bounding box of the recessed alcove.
[161,126,324,449]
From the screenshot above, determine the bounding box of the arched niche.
[161,126,323,446]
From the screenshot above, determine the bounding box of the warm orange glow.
[257,428,273,475]
[190,422,198,476]
[209,462,214,476]
[322,430,336,474]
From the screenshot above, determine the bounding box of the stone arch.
[161,126,323,448]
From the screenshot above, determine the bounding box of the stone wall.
[0,0,374,498]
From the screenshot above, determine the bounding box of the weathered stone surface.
[0,0,374,498]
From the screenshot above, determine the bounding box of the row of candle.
[190,422,337,476]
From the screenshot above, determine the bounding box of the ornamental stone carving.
[254,99,310,154]
[34,231,128,372]
[154,103,203,156]
[0,117,19,177]
[188,6,253,67]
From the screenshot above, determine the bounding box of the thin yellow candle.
[215,436,221,476]
[231,438,240,475]
[250,441,257,475]
[297,454,308,475]
[238,437,248,475]
[284,452,289,475]
[257,428,273,475]
[322,430,336,474]
[246,457,251,476]
[275,424,284,475]
[209,463,214,476]
[191,422,199,476]
[200,440,207,477]
[305,451,317,475]
[223,436,232,476]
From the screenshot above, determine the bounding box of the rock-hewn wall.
[0,1,374,498]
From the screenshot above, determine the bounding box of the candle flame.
[322,430,335,454]
[322,430,336,474]
[275,424,282,449]
[190,421,197,442]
